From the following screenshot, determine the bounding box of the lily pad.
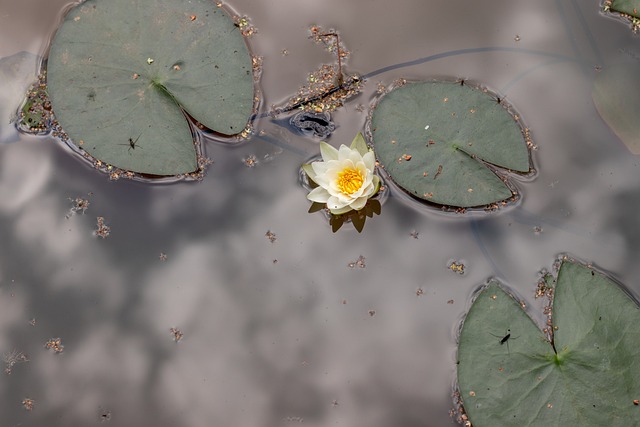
[370,81,530,207]
[609,0,640,18]
[592,63,640,154]
[457,259,640,426]
[47,0,254,176]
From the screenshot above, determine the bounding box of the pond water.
[1,0,640,425]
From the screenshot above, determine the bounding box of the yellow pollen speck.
[336,168,364,195]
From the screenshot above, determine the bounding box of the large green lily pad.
[457,259,640,426]
[370,81,530,207]
[47,0,254,176]
[592,63,640,154]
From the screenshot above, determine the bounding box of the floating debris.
[3,349,29,375]
[348,255,366,269]
[22,398,35,411]
[265,230,277,243]
[282,64,362,114]
[233,15,257,37]
[535,274,554,299]
[447,299,455,304]
[44,337,64,354]
[368,309,376,317]
[416,288,424,297]
[533,226,543,235]
[17,73,53,134]
[275,27,362,115]
[448,260,466,275]
[451,389,471,426]
[169,327,183,342]
[243,155,258,167]
[99,408,112,422]
[66,196,90,218]
[95,217,110,238]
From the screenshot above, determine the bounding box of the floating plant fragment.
[276,27,362,115]
[18,73,52,136]
[0,51,39,142]
[592,63,640,154]
[370,81,530,208]
[47,0,254,176]
[457,259,640,426]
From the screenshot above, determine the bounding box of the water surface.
[1,0,639,426]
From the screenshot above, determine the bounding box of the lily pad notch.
[457,257,640,427]
[369,80,532,208]
[46,0,256,176]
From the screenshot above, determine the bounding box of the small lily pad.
[370,81,530,208]
[592,63,640,154]
[608,0,640,18]
[457,259,640,426]
[47,0,254,176]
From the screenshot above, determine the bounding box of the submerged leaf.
[457,259,640,426]
[592,63,640,154]
[370,81,530,208]
[47,0,254,175]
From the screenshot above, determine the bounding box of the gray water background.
[1,0,640,425]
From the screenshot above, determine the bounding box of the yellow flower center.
[336,168,364,195]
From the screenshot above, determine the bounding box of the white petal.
[327,195,349,210]
[372,175,381,193]
[311,161,330,177]
[307,187,330,203]
[350,196,368,211]
[352,182,373,199]
[302,164,316,181]
[337,144,356,161]
[330,205,353,215]
[345,147,365,165]
[320,142,339,161]
[363,151,375,172]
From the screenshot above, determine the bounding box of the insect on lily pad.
[46,0,255,176]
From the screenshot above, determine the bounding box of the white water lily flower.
[303,132,380,215]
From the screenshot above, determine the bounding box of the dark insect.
[119,134,142,153]
[499,329,511,345]
[490,328,517,355]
